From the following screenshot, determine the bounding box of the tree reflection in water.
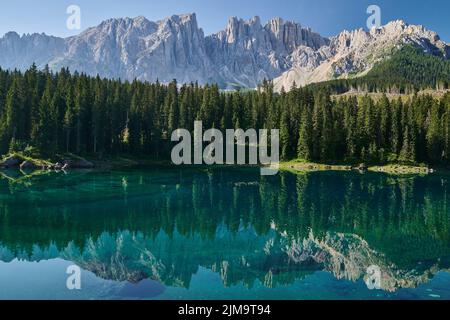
[0,167,449,292]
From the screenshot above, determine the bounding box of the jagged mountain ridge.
[0,13,448,90]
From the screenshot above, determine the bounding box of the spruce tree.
[297,108,312,161]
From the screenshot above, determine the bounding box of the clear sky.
[0,0,448,42]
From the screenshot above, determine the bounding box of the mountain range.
[0,13,448,91]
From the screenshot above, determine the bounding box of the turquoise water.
[0,167,450,300]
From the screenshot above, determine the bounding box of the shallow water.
[0,167,449,300]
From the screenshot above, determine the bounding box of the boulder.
[20,160,38,170]
[62,158,94,169]
[357,163,368,171]
[62,160,74,169]
[73,159,95,169]
[54,162,63,170]
[1,156,22,168]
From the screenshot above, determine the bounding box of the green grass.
[280,160,431,175]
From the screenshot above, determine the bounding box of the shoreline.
[91,159,438,176]
[0,152,443,176]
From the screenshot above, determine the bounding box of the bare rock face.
[0,32,65,70]
[57,14,218,84]
[0,15,448,91]
[205,16,329,88]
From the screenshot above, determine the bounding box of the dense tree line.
[294,92,450,165]
[0,64,450,165]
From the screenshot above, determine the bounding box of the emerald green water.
[1,167,450,300]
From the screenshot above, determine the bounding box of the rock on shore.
[0,155,95,171]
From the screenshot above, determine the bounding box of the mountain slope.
[306,45,450,94]
[273,20,450,91]
[364,45,450,87]
[0,15,448,90]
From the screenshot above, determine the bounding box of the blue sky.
[0,0,449,41]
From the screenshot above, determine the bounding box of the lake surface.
[0,167,450,300]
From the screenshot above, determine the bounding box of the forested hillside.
[0,65,449,166]
[308,45,450,95]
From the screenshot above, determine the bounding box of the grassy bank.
[280,160,432,175]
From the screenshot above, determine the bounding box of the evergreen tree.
[63,86,75,153]
[5,76,25,141]
[0,65,448,166]
[31,80,56,154]
[297,108,312,161]
[426,101,442,163]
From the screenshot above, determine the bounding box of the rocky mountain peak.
[266,18,329,52]
[223,16,263,43]
[0,14,448,90]
[160,13,198,28]
[266,17,284,32]
[3,31,20,40]
[249,16,262,26]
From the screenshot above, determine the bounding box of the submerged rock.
[73,159,94,169]
[61,159,94,169]
[0,156,22,168]
[62,160,74,169]
[19,160,39,170]
[357,163,368,171]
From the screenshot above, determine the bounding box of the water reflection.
[0,168,449,294]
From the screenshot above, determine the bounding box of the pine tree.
[165,80,179,134]
[319,95,333,161]
[426,101,442,163]
[391,98,402,157]
[297,108,312,161]
[5,76,25,141]
[378,94,390,149]
[280,102,291,160]
[444,94,450,163]
[128,88,142,153]
[399,126,414,163]
[344,97,358,162]
[311,95,323,161]
[63,86,75,153]
[32,80,56,154]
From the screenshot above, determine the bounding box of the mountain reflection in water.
[0,167,449,298]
